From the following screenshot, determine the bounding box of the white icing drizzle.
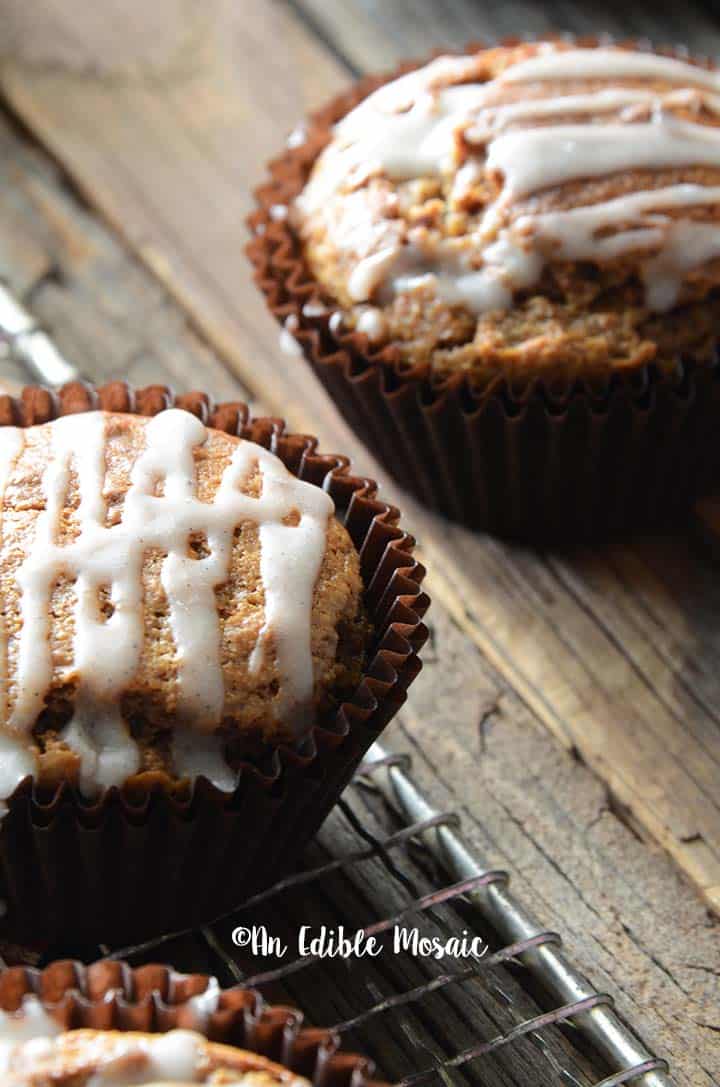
[347,247,401,302]
[0,429,35,816]
[0,996,61,1075]
[464,88,720,143]
[0,428,21,726]
[0,410,333,804]
[356,307,388,341]
[485,117,720,199]
[4,1028,201,1084]
[140,1030,204,1082]
[286,123,307,148]
[335,85,720,180]
[501,46,720,90]
[299,45,720,315]
[376,183,720,316]
[518,184,720,309]
[2,1024,305,1086]
[185,979,221,1031]
[301,301,329,318]
[279,315,304,357]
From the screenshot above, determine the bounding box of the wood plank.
[295,0,720,71]
[422,531,720,911]
[0,5,719,1082]
[0,373,24,395]
[3,0,719,917]
[0,2,345,423]
[0,111,248,403]
[389,610,720,1087]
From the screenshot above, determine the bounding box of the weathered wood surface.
[3,0,720,918]
[0,3,719,1083]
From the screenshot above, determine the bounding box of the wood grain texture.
[214,770,603,1087]
[1,1,344,420]
[390,608,720,1086]
[0,3,719,1082]
[293,0,720,70]
[0,113,246,403]
[3,0,718,914]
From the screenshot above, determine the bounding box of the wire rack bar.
[0,283,78,385]
[102,812,464,964]
[330,931,561,1034]
[242,871,508,988]
[107,740,673,1087]
[397,994,614,1087]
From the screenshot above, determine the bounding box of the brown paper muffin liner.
[0,959,388,1087]
[247,37,720,541]
[0,381,428,948]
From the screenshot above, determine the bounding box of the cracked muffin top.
[1,1026,311,1086]
[0,409,366,805]
[293,40,720,384]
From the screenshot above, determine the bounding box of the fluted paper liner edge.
[0,381,428,946]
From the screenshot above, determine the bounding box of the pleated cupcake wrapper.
[0,959,388,1087]
[0,381,428,948]
[247,36,720,540]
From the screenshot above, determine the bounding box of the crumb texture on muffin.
[0,409,365,802]
[294,41,720,381]
[0,1024,310,1086]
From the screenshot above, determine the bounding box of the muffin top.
[0,1026,310,1086]
[0,409,365,803]
[294,41,720,383]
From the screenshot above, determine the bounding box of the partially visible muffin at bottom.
[2,1027,309,1086]
[0,408,368,807]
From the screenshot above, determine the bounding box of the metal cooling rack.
[0,283,78,386]
[83,743,669,1087]
[0,283,673,1086]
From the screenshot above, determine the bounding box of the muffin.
[0,381,427,945]
[0,407,366,797]
[249,38,720,539]
[2,1028,310,1086]
[0,960,384,1087]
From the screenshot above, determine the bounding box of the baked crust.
[294,40,720,383]
[3,1028,310,1086]
[0,411,367,791]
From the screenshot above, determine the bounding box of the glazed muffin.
[0,383,427,945]
[0,961,385,1087]
[249,39,720,537]
[1,1027,309,1086]
[0,408,366,803]
[294,39,720,384]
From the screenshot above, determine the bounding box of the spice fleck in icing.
[295,42,720,380]
[0,409,335,807]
